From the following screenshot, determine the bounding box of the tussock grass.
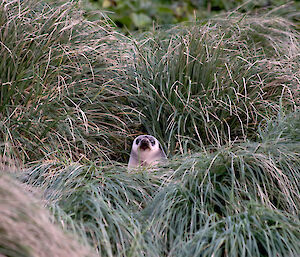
[0,173,96,257]
[0,0,299,256]
[176,206,300,257]
[0,0,134,163]
[22,111,300,256]
[131,14,299,153]
[141,112,300,255]
[23,161,161,256]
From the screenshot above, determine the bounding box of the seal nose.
[139,137,150,150]
[141,138,149,144]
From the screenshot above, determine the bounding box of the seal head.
[128,135,167,168]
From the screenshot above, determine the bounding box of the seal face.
[128,135,167,168]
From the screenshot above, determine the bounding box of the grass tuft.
[0,173,97,257]
[131,14,299,153]
[177,205,300,257]
[0,0,134,163]
[23,161,161,256]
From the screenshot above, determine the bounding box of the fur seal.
[128,135,167,168]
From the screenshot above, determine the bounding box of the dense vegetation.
[0,0,299,256]
[83,0,300,31]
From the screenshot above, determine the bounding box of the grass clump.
[21,111,300,257]
[0,173,97,257]
[23,161,161,256]
[0,0,134,163]
[131,14,299,153]
[141,112,300,256]
[176,206,300,257]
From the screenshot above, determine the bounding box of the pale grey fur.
[128,135,167,168]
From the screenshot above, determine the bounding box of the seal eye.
[135,139,140,145]
[149,138,155,146]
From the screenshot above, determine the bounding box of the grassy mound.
[0,0,134,163]
[22,111,300,256]
[1,0,299,160]
[0,173,97,257]
[24,163,155,256]
[131,15,299,153]
[0,0,299,256]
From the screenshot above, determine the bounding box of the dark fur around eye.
[150,139,155,146]
[136,139,140,145]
